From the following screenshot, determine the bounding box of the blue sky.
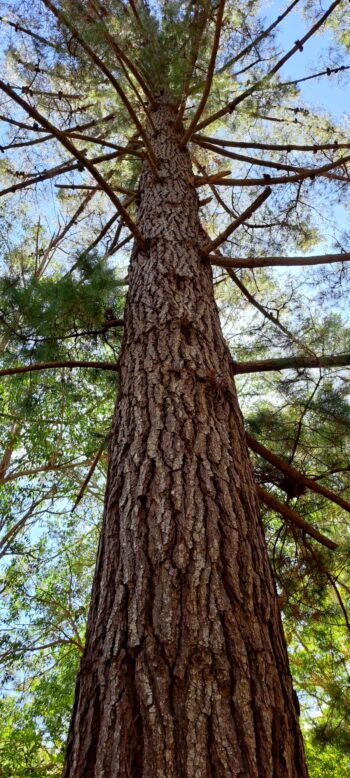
[264,0,350,119]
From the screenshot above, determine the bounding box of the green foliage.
[0,250,124,363]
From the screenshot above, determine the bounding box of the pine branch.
[10,86,81,100]
[217,0,300,74]
[303,539,350,633]
[276,63,350,89]
[87,0,155,105]
[248,434,350,516]
[256,486,337,550]
[107,233,133,257]
[194,137,350,182]
[0,487,56,553]
[195,0,343,133]
[0,111,121,154]
[227,269,316,356]
[76,214,119,260]
[41,0,158,175]
[22,319,125,345]
[38,190,97,275]
[192,153,235,217]
[0,80,144,243]
[204,187,271,253]
[0,14,59,49]
[194,169,231,186]
[175,3,210,123]
[55,184,136,197]
[0,638,80,662]
[68,133,145,156]
[0,361,120,378]
[232,353,350,374]
[1,458,95,485]
[71,439,108,512]
[209,251,350,270]
[1,133,52,151]
[194,134,350,153]
[181,0,226,146]
[208,157,350,186]
[0,149,124,199]
[128,0,142,25]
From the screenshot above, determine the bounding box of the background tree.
[0,0,350,775]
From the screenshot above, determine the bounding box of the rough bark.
[62,102,308,778]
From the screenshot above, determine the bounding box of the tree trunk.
[62,101,308,778]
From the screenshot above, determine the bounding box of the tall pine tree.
[0,1,350,775]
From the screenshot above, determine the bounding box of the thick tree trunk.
[63,102,308,778]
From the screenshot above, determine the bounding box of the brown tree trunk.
[62,101,308,778]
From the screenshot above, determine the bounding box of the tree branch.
[256,485,337,550]
[204,187,271,253]
[194,133,350,153]
[181,0,226,146]
[0,79,144,243]
[248,433,350,515]
[217,0,300,74]
[210,251,350,269]
[227,268,316,356]
[232,352,350,374]
[41,0,157,174]
[194,137,350,182]
[71,439,107,512]
[195,0,343,133]
[0,360,120,378]
[197,149,350,187]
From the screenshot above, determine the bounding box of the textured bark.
[63,102,308,778]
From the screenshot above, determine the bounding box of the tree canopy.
[0,0,350,775]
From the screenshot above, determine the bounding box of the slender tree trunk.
[63,101,308,778]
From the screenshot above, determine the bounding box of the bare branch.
[196,150,350,187]
[0,149,130,199]
[232,352,350,374]
[1,458,96,485]
[204,187,271,253]
[217,0,300,74]
[0,360,120,378]
[194,169,231,186]
[194,137,350,182]
[210,251,350,269]
[194,133,350,153]
[181,0,226,146]
[55,184,136,197]
[277,63,350,88]
[0,14,58,49]
[71,439,107,512]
